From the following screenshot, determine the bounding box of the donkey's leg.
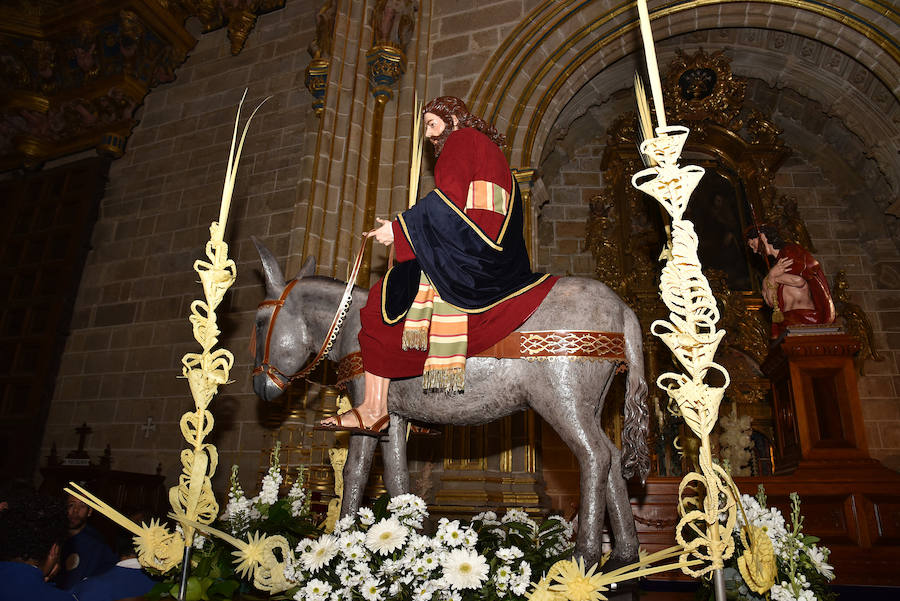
[380,413,410,497]
[598,434,640,567]
[531,364,614,568]
[340,433,379,517]
[339,378,378,517]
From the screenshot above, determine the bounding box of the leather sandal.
[315,408,390,437]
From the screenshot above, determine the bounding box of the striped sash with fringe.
[401,180,510,393]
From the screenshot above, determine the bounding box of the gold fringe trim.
[423,367,465,393]
[402,327,429,351]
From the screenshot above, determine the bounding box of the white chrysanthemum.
[388,493,427,514]
[299,578,332,601]
[501,508,532,525]
[442,548,489,590]
[413,580,439,600]
[334,514,356,534]
[343,544,367,562]
[436,518,464,547]
[510,560,532,595]
[379,558,401,576]
[388,493,429,528]
[365,517,408,555]
[806,545,835,580]
[462,528,478,548]
[361,577,382,601]
[408,533,430,552]
[496,546,523,562]
[420,552,439,571]
[301,534,339,572]
[494,563,512,585]
[472,510,498,524]
[357,507,376,526]
[388,581,401,596]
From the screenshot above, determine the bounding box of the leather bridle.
[252,239,368,390]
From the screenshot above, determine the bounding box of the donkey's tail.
[621,306,650,483]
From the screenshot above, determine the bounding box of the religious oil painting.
[683,167,754,291]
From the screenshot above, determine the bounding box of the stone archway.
[467,1,900,171]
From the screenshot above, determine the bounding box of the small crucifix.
[74,423,92,455]
[141,417,156,439]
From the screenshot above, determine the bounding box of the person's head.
[422,96,506,157]
[65,494,92,533]
[0,492,67,576]
[745,223,783,258]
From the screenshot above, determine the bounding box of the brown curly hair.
[422,96,506,148]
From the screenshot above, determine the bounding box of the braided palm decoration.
[66,91,267,572]
[631,125,738,578]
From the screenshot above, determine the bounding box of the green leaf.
[144,581,176,600]
[207,578,241,600]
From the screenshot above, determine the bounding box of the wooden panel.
[869,495,900,546]
[0,158,108,478]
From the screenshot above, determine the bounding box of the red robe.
[358,128,557,378]
[771,243,836,338]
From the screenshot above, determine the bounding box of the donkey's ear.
[252,236,285,297]
[296,256,316,279]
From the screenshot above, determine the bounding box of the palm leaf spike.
[408,92,423,209]
[66,482,184,572]
[634,73,656,168]
[216,90,272,239]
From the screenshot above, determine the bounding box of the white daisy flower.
[360,577,382,601]
[441,548,489,590]
[496,546,524,562]
[462,528,478,548]
[436,519,463,547]
[806,545,835,580]
[357,507,376,526]
[334,514,356,534]
[472,510,498,524]
[365,517,408,555]
[342,544,367,562]
[301,578,332,601]
[301,534,339,572]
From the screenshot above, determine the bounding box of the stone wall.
[40,1,320,492]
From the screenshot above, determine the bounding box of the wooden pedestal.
[760,333,869,473]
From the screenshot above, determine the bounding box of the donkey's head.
[251,237,317,401]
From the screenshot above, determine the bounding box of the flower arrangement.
[700,486,836,601]
[147,444,319,600]
[281,495,575,601]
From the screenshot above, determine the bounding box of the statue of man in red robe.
[745,224,835,339]
[318,97,556,434]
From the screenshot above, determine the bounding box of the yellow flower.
[232,531,267,579]
[527,576,562,601]
[737,525,776,595]
[549,558,608,601]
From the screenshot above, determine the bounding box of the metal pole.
[712,567,727,601]
[178,546,194,601]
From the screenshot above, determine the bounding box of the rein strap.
[253,237,368,390]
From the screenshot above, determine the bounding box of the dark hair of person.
[744,223,784,250]
[0,491,68,562]
[422,96,507,148]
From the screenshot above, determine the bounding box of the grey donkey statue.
[251,238,650,569]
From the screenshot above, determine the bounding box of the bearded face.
[424,111,456,158]
[429,125,453,158]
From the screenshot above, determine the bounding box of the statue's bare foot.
[315,408,388,436]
